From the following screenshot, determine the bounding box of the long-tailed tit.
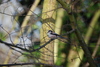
[47,30,75,44]
[47,30,71,44]
[47,30,63,39]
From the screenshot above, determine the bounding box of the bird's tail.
[57,36,71,44]
[58,35,68,40]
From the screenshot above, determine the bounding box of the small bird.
[47,30,72,44]
[47,30,58,39]
[47,30,73,44]
[47,30,63,39]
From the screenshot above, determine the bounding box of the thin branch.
[0,62,63,67]
[92,36,100,58]
[0,39,54,52]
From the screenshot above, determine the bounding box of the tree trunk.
[40,0,57,67]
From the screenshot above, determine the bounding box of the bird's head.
[48,30,53,33]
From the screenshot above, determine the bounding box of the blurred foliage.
[0,32,6,40]
[55,0,100,67]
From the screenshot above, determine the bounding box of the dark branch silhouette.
[0,62,63,67]
[0,39,54,52]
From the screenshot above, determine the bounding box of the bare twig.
[0,39,54,52]
[0,62,63,67]
[92,36,100,58]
